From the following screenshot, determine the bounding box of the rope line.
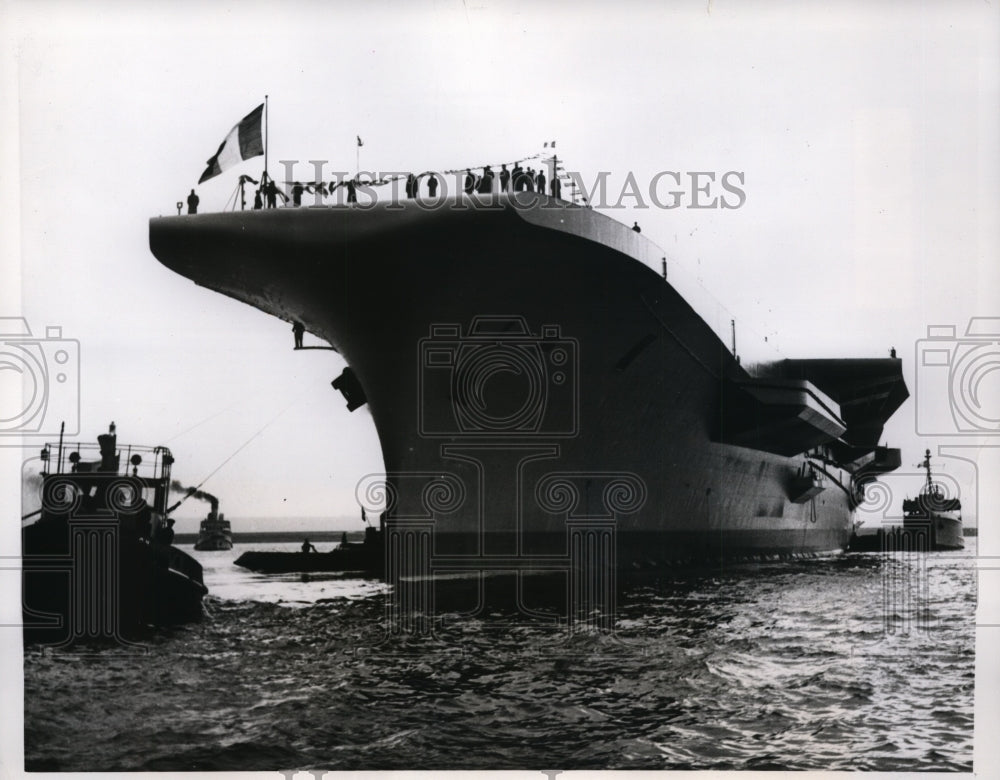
[169,396,301,511]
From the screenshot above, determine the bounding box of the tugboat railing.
[41,442,172,481]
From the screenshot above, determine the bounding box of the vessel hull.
[194,536,234,551]
[22,518,207,644]
[906,511,964,551]
[235,547,381,574]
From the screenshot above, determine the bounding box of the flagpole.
[264,94,269,184]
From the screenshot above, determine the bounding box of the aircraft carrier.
[150,191,908,569]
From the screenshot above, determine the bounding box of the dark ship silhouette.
[22,424,208,644]
[151,187,909,569]
[850,449,963,552]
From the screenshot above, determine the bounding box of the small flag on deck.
[198,104,265,184]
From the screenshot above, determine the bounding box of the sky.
[1,0,998,774]
[1,1,997,536]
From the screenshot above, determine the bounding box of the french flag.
[198,104,264,183]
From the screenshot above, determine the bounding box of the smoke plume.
[171,480,219,514]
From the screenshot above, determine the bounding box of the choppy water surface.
[24,543,976,771]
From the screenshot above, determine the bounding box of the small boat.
[900,449,963,551]
[22,423,208,644]
[235,527,383,575]
[194,507,233,551]
[849,449,963,553]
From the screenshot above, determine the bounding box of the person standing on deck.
[478,166,494,194]
[265,179,279,208]
[187,189,199,214]
[292,321,305,349]
[499,164,510,192]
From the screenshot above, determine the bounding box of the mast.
[264,94,269,184]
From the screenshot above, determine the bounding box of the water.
[23,540,976,771]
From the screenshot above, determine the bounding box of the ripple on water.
[23,550,976,771]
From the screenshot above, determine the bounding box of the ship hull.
[907,511,964,552]
[150,195,903,569]
[194,535,234,551]
[22,518,207,644]
[849,512,963,553]
[194,540,233,551]
[235,546,381,574]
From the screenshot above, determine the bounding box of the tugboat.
[849,449,963,553]
[194,504,233,551]
[22,423,208,644]
[901,449,963,551]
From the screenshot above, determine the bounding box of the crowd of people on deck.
[458,162,562,199]
[187,158,565,213]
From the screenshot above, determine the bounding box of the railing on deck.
[41,441,173,481]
